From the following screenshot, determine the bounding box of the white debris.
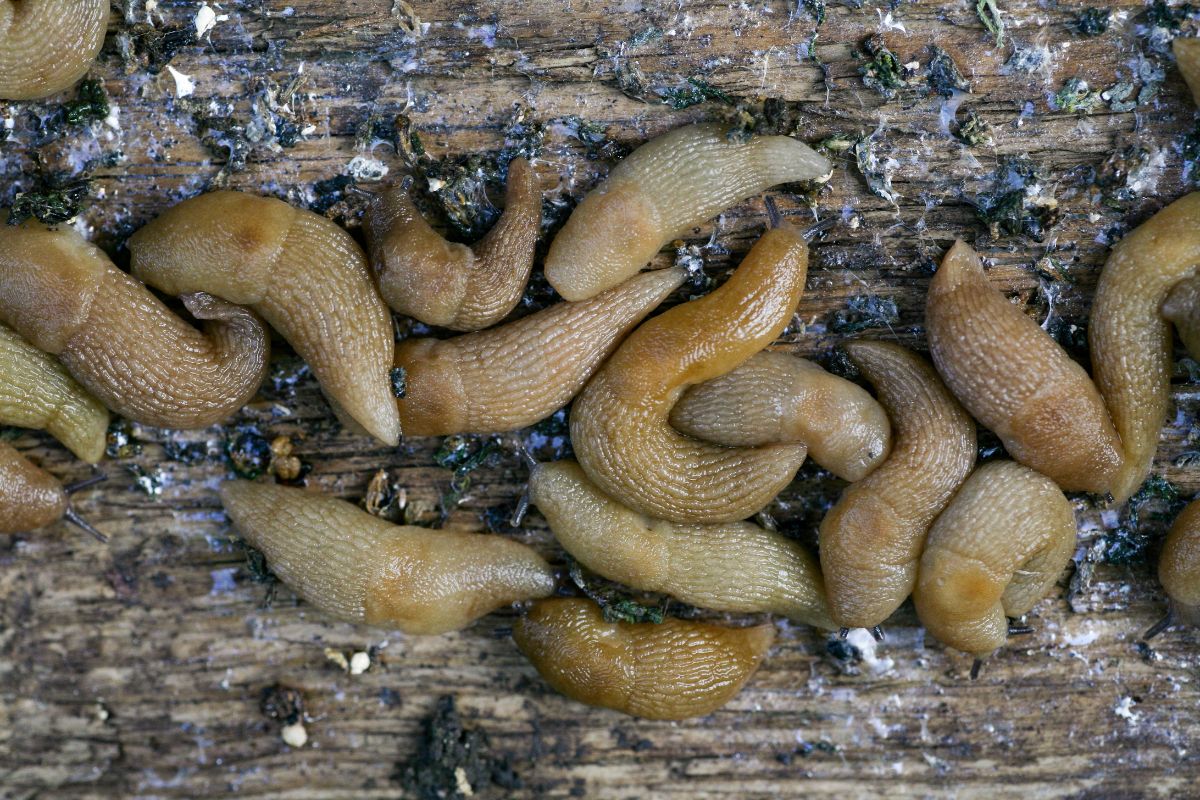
[281,721,308,747]
[454,766,474,796]
[349,651,371,675]
[195,3,217,38]
[1114,696,1140,724]
[103,102,121,131]
[165,66,196,98]
[346,155,389,182]
[876,9,907,33]
[846,628,896,675]
[324,647,350,671]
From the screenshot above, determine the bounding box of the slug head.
[0,444,67,534]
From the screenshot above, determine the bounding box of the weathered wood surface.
[2,0,1200,797]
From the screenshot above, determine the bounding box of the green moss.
[1053,77,1100,114]
[63,79,109,126]
[8,181,90,226]
[858,35,908,100]
[659,77,734,110]
[976,0,1005,46]
[569,561,666,624]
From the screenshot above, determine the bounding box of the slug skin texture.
[669,349,893,482]
[927,240,1121,493]
[1176,37,1200,106]
[914,461,1077,658]
[0,442,67,534]
[1160,500,1200,629]
[220,481,557,635]
[513,598,775,720]
[0,215,270,429]
[544,122,831,300]
[365,158,542,331]
[570,226,810,524]
[129,191,401,445]
[0,0,108,100]
[819,341,977,630]
[1090,192,1200,504]
[395,267,685,436]
[530,460,835,629]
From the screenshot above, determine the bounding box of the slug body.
[913,461,1077,658]
[0,0,108,100]
[1158,500,1200,630]
[365,158,542,330]
[129,191,400,445]
[0,216,269,429]
[1162,275,1200,360]
[0,323,107,463]
[220,481,556,634]
[513,598,774,720]
[570,227,809,524]
[819,341,976,630]
[1176,37,1200,106]
[544,123,831,300]
[396,267,684,436]
[669,350,892,482]
[530,460,835,628]
[0,442,67,533]
[927,240,1121,493]
[1090,192,1200,504]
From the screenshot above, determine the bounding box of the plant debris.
[1076,8,1111,36]
[927,46,971,97]
[828,295,900,334]
[858,35,910,100]
[1095,475,1186,565]
[569,561,666,624]
[658,77,735,110]
[7,179,90,226]
[396,696,521,800]
[115,23,196,74]
[1052,77,1100,114]
[953,108,993,146]
[63,79,110,126]
[105,419,143,459]
[434,435,503,513]
[971,157,1060,241]
[851,133,900,205]
[976,0,1005,47]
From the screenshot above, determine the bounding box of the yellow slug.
[0,0,108,100]
[1162,274,1200,359]
[1148,499,1200,637]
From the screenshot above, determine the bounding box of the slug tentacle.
[0,442,104,539]
[1162,275,1200,359]
[219,481,557,634]
[1089,192,1200,504]
[129,191,400,445]
[913,461,1077,658]
[0,323,107,463]
[570,227,810,524]
[0,0,108,100]
[0,216,270,429]
[669,349,893,482]
[1176,37,1200,106]
[513,598,774,720]
[530,460,835,629]
[365,158,542,330]
[396,267,684,436]
[927,240,1121,493]
[1155,499,1200,634]
[544,123,831,300]
[819,341,976,630]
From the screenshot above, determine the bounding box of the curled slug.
[819,341,976,631]
[529,459,834,629]
[220,480,556,634]
[570,226,809,524]
[396,267,684,436]
[1147,499,1200,637]
[364,158,542,330]
[913,461,1076,659]
[1176,37,1200,106]
[0,216,269,429]
[0,0,108,100]
[0,443,105,539]
[544,122,831,300]
[513,598,774,720]
[926,240,1121,493]
[129,191,400,445]
[1090,192,1200,504]
[668,350,892,482]
[1162,275,1200,359]
[0,323,107,463]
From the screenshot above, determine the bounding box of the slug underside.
[0,0,108,100]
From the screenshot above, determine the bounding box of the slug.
[0,323,107,463]
[819,341,976,631]
[219,480,557,634]
[0,443,105,539]
[1146,499,1200,638]
[913,460,1076,659]
[668,350,893,482]
[128,191,401,445]
[0,0,108,100]
[1090,192,1200,504]
[513,598,775,720]
[1162,275,1200,359]
[395,267,684,436]
[364,158,542,331]
[926,240,1121,494]
[529,459,835,629]
[543,122,831,300]
[0,215,270,429]
[1176,37,1200,106]
[570,226,809,524]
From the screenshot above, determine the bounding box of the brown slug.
[1176,37,1200,106]
[1162,274,1200,359]
[219,480,557,635]
[0,0,108,100]
[513,598,775,720]
[926,240,1121,494]
[570,226,809,524]
[0,443,105,539]
[128,191,401,445]
[819,341,976,631]
[529,459,835,629]
[543,122,830,300]
[668,349,893,482]
[913,460,1076,659]
[0,215,270,430]
[395,267,684,436]
[1146,499,1200,638]
[364,158,542,330]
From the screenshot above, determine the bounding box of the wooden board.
[2,0,1199,797]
